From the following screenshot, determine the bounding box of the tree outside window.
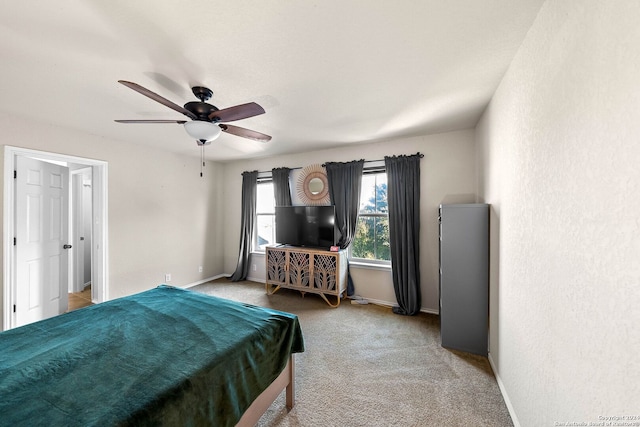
[351,172,390,263]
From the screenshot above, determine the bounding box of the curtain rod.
[254,152,423,176]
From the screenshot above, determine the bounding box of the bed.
[0,285,304,426]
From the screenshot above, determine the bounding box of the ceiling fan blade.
[118,80,197,120]
[220,124,271,142]
[208,102,265,122]
[114,119,187,124]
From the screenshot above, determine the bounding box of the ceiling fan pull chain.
[200,144,204,177]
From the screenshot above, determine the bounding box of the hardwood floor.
[68,285,93,311]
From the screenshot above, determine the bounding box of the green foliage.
[352,182,390,261]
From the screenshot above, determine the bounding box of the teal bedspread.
[0,285,304,427]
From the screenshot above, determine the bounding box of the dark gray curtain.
[325,159,364,296]
[325,160,364,248]
[272,167,292,206]
[230,170,258,282]
[385,153,422,315]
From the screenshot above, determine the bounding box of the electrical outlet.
[165,273,171,282]
[198,266,203,273]
[252,264,257,271]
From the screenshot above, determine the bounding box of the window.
[254,181,275,251]
[351,172,390,263]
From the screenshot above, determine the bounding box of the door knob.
[63,244,72,249]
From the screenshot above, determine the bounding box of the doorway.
[3,146,108,330]
[71,167,93,295]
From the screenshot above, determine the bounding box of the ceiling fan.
[115,80,272,145]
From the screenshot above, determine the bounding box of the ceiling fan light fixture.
[184,120,222,143]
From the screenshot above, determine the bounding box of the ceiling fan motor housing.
[184,101,219,121]
[184,86,220,121]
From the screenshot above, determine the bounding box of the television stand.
[265,245,348,307]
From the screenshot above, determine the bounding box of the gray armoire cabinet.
[439,203,489,356]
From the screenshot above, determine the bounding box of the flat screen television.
[275,205,337,248]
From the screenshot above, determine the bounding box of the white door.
[15,156,70,327]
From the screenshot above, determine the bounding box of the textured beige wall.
[0,112,225,311]
[223,129,476,313]
[476,0,640,424]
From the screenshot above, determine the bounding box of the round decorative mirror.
[297,164,330,205]
[308,177,324,194]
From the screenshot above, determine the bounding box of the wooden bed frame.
[236,356,295,426]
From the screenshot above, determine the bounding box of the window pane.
[352,216,375,259]
[256,182,275,214]
[255,182,275,251]
[374,216,391,261]
[256,214,275,250]
[352,216,391,261]
[360,175,376,213]
[352,172,390,263]
[375,174,388,214]
[359,173,387,214]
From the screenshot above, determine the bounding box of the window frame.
[253,179,276,252]
[349,169,391,267]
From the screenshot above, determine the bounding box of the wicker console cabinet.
[265,245,348,307]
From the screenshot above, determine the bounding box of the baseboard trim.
[188,274,265,285]
[348,296,439,315]
[420,307,439,315]
[207,276,440,315]
[182,274,227,289]
[488,353,520,427]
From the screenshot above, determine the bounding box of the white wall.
[476,1,640,424]
[0,112,225,320]
[223,129,476,313]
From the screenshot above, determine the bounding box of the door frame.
[3,146,109,330]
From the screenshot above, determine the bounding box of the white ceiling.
[0,1,544,162]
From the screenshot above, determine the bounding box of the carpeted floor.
[191,278,513,427]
